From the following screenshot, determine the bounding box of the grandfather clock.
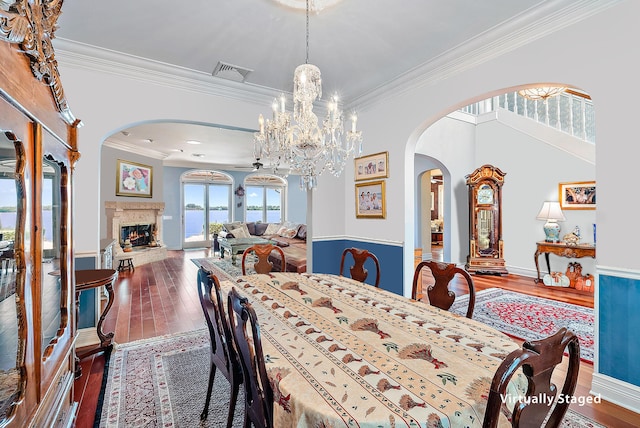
[465,165,508,275]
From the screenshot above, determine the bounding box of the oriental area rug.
[450,288,594,363]
[97,330,603,427]
[97,329,245,428]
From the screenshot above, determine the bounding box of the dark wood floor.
[74,249,640,428]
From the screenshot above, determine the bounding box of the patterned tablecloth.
[221,272,525,428]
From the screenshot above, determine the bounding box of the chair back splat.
[228,287,274,428]
[339,247,381,288]
[483,328,580,428]
[242,244,286,275]
[196,267,242,426]
[411,260,476,318]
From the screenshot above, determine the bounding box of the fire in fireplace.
[120,223,155,247]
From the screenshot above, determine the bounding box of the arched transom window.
[244,174,287,223]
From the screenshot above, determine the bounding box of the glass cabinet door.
[41,156,64,358]
[0,130,25,421]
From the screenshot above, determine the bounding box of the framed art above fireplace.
[116,159,153,197]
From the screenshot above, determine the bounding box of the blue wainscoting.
[599,274,640,387]
[76,256,98,329]
[312,239,404,296]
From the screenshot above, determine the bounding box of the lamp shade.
[536,201,566,221]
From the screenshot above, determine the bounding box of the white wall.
[59,1,638,278]
[476,114,595,275]
[57,65,267,258]
[332,2,639,295]
[415,115,477,265]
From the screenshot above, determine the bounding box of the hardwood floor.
[74,249,640,427]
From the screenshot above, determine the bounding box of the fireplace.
[121,223,155,247]
[105,201,167,266]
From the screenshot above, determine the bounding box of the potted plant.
[209,222,223,237]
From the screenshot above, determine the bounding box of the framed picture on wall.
[116,159,153,197]
[355,180,386,218]
[354,151,389,181]
[559,181,595,210]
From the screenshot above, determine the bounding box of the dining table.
[220,272,526,428]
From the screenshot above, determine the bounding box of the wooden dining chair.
[197,267,243,426]
[411,260,476,318]
[339,247,381,288]
[242,244,286,275]
[482,327,580,428]
[227,287,274,428]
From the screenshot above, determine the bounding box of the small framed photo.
[355,180,386,219]
[354,151,389,181]
[116,159,153,197]
[559,181,595,210]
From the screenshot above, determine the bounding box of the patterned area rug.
[97,330,603,427]
[450,288,594,363]
[98,329,245,427]
[191,255,256,281]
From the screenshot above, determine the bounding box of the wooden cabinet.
[465,165,508,275]
[0,4,80,427]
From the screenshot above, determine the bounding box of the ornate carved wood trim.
[1,1,76,124]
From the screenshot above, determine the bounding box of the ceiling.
[54,0,594,170]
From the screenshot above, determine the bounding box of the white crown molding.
[53,38,281,106]
[348,0,622,111]
[103,138,170,160]
[54,1,620,111]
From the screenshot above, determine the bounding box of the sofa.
[219,221,307,273]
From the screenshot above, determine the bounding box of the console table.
[75,269,118,376]
[534,241,596,283]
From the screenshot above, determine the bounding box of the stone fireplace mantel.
[105,201,167,266]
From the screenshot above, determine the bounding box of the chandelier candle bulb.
[258,114,264,134]
[280,95,286,113]
[351,114,357,132]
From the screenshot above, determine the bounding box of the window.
[181,170,233,247]
[244,174,287,223]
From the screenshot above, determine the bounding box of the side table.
[75,269,118,377]
[534,241,595,283]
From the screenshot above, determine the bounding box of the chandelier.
[518,86,567,101]
[253,0,362,190]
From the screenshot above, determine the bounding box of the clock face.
[477,185,494,204]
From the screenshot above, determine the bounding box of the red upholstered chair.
[339,247,381,288]
[411,260,476,318]
[242,244,286,275]
[196,268,243,426]
[227,287,274,428]
[483,328,580,428]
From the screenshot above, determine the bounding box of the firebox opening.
[120,223,154,247]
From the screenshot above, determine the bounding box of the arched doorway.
[409,86,595,288]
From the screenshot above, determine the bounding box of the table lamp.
[536,201,566,242]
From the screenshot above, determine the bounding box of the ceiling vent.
[212,61,253,83]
